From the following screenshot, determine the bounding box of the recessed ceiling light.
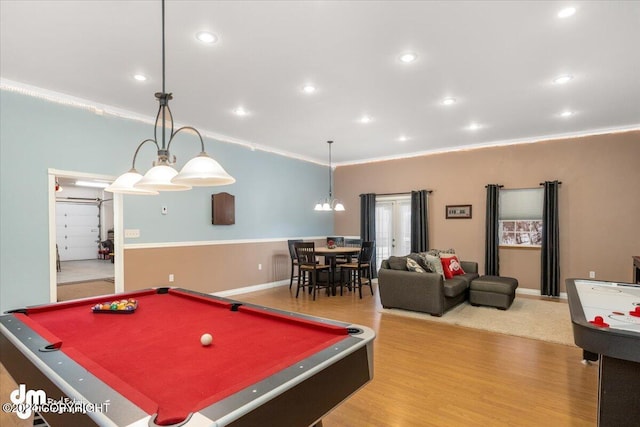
[302,84,316,94]
[442,97,457,106]
[398,135,408,142]
[467,122,481,131]
[553,74,573,84]
[558,7,576,18]
[196,31,218,44]
[133,74,147,82]
[560,110,574,118]
[233,107,249,116]
[359,115,372,124]
[399,52,418,63]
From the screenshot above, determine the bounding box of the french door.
[375,196,411,270]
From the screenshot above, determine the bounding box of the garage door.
[56,202,100,261]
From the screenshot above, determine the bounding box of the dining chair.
[327,236,348,266]
[287,239,303,289]
[342,238,362,263]
[340,241,375,298]
[344,238,362,247]
[294,242,332,300]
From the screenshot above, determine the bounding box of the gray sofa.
[378,255,479,316]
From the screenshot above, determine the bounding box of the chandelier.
[314,140,345,211]
[106,0,235,195]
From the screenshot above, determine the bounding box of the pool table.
[0,288,375,426]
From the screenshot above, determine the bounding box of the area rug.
[57,280,115,302]
[380,298,574,346]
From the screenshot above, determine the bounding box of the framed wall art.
[446,204,472,219]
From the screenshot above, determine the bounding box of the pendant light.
[314,141,345,211]
[106,0,234,195]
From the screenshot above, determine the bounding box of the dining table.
[314,246,361,295]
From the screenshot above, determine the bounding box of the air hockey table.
[566,278,640,427]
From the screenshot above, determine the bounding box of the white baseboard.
[212,279,566,300]
[212,279,289,297]
[516,287,567,300]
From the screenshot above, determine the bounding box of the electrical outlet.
[161,206,168,215]
[169,274,174,282]
[589,271,596,279]
[258,264,262,270]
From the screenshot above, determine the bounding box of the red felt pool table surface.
[16,288,349,425]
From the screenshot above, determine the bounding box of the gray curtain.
[541,181,561,296]
[360,193,377,278]
[484,184,501,276]
[410,190,429,253]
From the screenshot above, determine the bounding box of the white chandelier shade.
[172,152,236,186]
[314,199,345,211]
[135,163,192,191]
[104,169,159,195]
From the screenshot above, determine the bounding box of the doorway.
[48,169,124,302]
[375,196,411,270]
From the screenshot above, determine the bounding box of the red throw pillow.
[440,255,465,279]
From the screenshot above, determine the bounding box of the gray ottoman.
[469,275,518,310]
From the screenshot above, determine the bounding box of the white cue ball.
[200,333,213,346]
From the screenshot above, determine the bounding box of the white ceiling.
[2,1,639,165]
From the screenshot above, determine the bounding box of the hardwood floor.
[237,284,598,427]
[1,283,598,426]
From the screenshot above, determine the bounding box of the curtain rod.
[539,181,563,185]
[370,190,433,196]
[485,183,564,190]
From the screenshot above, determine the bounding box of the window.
[499,188,543,247]
[375,196,411,269]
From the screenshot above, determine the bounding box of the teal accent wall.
[0,90,332,312]
[124,144,330,243]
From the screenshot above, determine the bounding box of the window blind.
[499,188,543,220]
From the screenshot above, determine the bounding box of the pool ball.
[200,333,213,346]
